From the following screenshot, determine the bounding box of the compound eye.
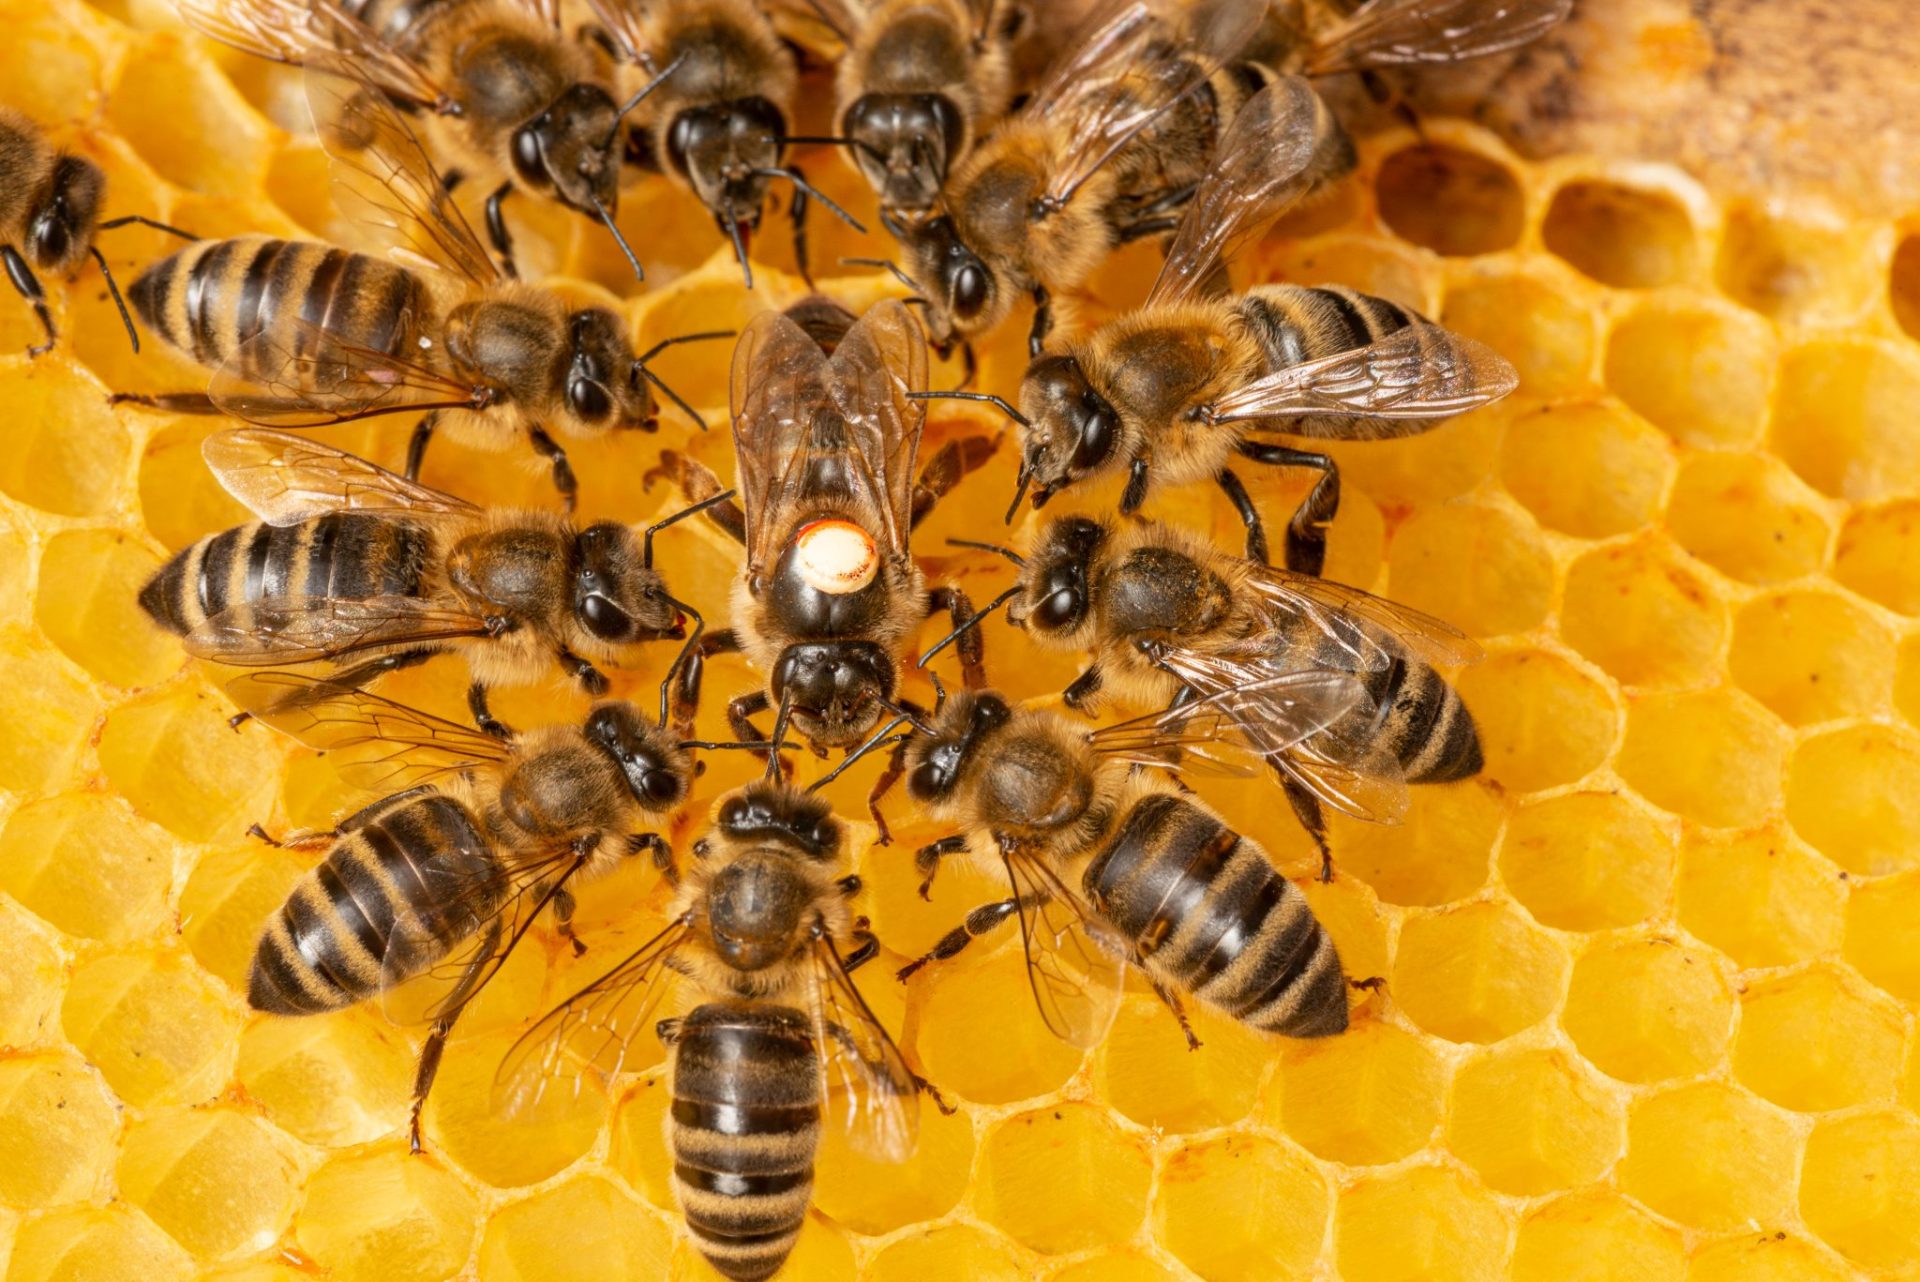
[665,112,701,176]
[511,125,547,187]
[579,593,631,640]
[1033,585,1083,631]
[28,212,72,266]
[1069,400,1118,475]
[909,760,947,798]
[640,767,684,806]
[567,377,613,421]
[952,262,989,317]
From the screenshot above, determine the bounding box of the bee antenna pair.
[908,389,1029,428]
[841,256,928,295]
[750,167,867,235]
[632,329,732,431]
[589,193,645,284]
[919,583,1019,668]
[808,710,916,793]
[87,214,194,355]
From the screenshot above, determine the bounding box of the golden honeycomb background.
[3,0,1920,1279]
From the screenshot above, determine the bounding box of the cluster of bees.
[3,0,1570,1276]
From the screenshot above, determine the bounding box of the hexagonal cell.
[117,1107,298,1260]
[1385,500,1554,639]
[295,1147,481,1282]
[34,528,178,687]
[0,792,175,943]
[1094,993,1269,1132]
[0,7,106,122]
[1446,1046,1623,1196]
[814,1090,971,1236]
[61,949,239,1109]
[0,903,65,1044]
[1734,967,1904,1113]
[1771,339,1920,501]
[1717,203,1877,326]
[978,1103,1150,1254]
[1335,1164,1510,1282]
[137,415,255,551]
[1893,232,1920,341]
[1375,143,1525,256]
[1500,401,1673,538]
[97,680,283,842]
[1328,779,1499,907]
[1619,1081,1800,1231]
[1560,537,1728,689]
[1319,406,1505,513]
[1266,1020,1448,1165]
[910,947,1083,1105]
[1393,901,1568,1043]
[1510,1192,1683,1282]
[1155,1134,1328,1282]
[1443,273,1596,398]
[1730,590,1895,725]
[1801,1110,1920,1269]
[477,1176,672,1282]
[178,838,309,992]
[1542,179,1697,289]
[0,360,133,517]
[1685,1234,1856,1282]
[1561,937,1734,1084]
[1676,825,1845,969]
[1902,634,1920,729]
[865,1224,1028,1282]
[1617,688,1788,828]
[1665,452,1831,585]
[1302,875,1389,1015]
[422,1027,606,1188]
[1049,1253,1180,1282]
[1603,302,1775,449]
[0,1053,120,1209]
[1500,792,1674,931]
[237,1013,413,1147]
[108,37,274,198]
[1846,872,1920,1002]
[5,1205,194,1282]
[1263,234,1432,314]
[1835,500,1920,615]
[1786,723,1920,873]
[0,629,100,792]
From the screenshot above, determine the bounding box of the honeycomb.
[1,1,1918,1279]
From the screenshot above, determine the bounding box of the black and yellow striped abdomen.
[138,512,436,636]
[1287,618,1483,785]
[127,236,434,379]
[669,1002,822,1282]
[1083,792,1348,1037]
[1236,284,1421,437]
[249,790,502,1015]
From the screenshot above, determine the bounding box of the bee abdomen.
[1240,284,1416,371]
[669,1003,821,1282]
[1085,793,1347,1037]
[138,514,436,635]
[1366,652,1483,784]
[248,793,497,1016]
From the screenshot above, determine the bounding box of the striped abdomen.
[127,236,433,380]
[669,1003,821,1282]
[138,513,436,636]
[1237,284,1426,438]
[249,790,502,1015]
[1083,792,1347,1037]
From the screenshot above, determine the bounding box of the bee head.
[770,641,895,749]
[29,154,105,274]
[905,689,1010,803]
[583,702,690,811]
[559,308,651,430]
[511,83,622,216]
[841,93,964,213]
[571,522,683,643]
[715,780,841,859]
[664,97,785,231]
[901,212,993,335]
[1017,354,1120,504]
[1010,515,1107,639]
[704,850,813,972]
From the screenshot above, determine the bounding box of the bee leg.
[787,171,813,287]
[107,390,219,413]
[727,690,787,776]
[655,1016,685,1048]
[672,628,740,736]
[408,919,500,1155]
[914,834,969,901]
[1214,468,1270,565]
[1236,441,1338,578]
[910,435,998,530]
[896,896,1021,980]
[1114,215,1180,245]
[467,681,514,740]
[1119,456,1151,515]
[864,729,918,846]
[405,411,440,481]
[630,831,675,884]
[246,822,335,849]
[1281,776,1335,883]
[556,648,611,697]
[1349,975,1387,993]
[643,451,747,544]
[549,885,587,957]
[927,585,986,689]
[484,182,519,279]
[527,426,578,511]
[841,931,878,972]
[1061,663,1104,714]
[1027,285,1052,359]
[1145,973,1202,1051]
[2,245,56,356]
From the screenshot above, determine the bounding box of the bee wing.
[1306,0,1573,76]
[999,847,1127,1049]
[305,53,501,286]
[581,0,652,64]
[186,595,495,665]
[827,299,927,561]
[805,934,920,1163]
[1146,76,1331,306]
[172,0,451,111]
[208,320,496,429]
[729,307,836,577]
[493,914,699,1120]
[1275,728,1412,825]
[1242,563,1482,670]
[1088,670,1371,775]
[1204,323,1518,433]
[225,671,509,790]
[203,429,481,526]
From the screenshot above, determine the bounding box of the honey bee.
[139,428,727,736]
[173,0,650,274]
[588,0,864,286]
[920,75,1518,574]
[497,764,932,1281]
[946,512,1482,878]
[894,680,1367,1048]
[240,676,696,1151]
[117,61,722,506]
[0,107,190,357]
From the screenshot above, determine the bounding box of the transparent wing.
[225,671,507,789]
[209,320,497,429]
[493,914,698,1120]
[203,428,480,526]
[172,0,449,111]
[305,52,500,284]
[826,299,927,561]
[1000,847,1126,1049]
[1147,76,1330,306]
[1089,669,1370,774]
[1242,564,1482,671]
[729,307,836,576]
[582,0,651,63]
[1204,324,1518,432]
[806,933,919,1163]
[1307,0,1573,76]
[185,595,494,665]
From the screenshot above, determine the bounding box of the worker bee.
[920,75,1518,574]
[240,675,696,1151]
[139,428,727,736]
[895,679,1366,1048]
[588,0,863,286]
[117,62,722,506]
[946,512,1482,878]
[173,0,650,274]
[0,107,189,357]
[497,762,932,1281]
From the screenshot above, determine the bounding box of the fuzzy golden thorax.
[444,288,652,440]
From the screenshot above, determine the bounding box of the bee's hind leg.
[527,426,578,511]
[407,918,501,1155]
[1236,441,1339,578]
[2,245,56,356]
[1215,467,1270,566]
